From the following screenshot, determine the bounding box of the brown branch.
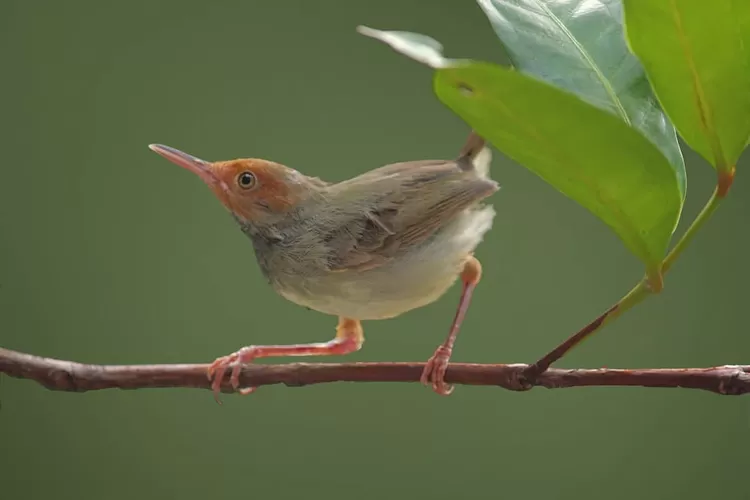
[1,347,749,396]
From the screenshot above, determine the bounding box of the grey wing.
[322,160,498,272]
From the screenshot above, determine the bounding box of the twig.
[526,170,734,380]
[1,347,748,396]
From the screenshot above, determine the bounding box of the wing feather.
[322,160,497,272]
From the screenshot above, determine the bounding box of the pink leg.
[207,317,364,404]
[420,255,482,396]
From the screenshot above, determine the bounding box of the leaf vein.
[668,0,725,168]
[531,0,630,124]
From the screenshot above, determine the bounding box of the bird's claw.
[206,346,259,403]
[420,345,454,396]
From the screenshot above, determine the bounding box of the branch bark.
[1,347,749,396]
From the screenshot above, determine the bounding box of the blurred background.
[1,1,748,499]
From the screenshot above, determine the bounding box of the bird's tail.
[457,130,492,177]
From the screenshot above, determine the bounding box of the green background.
[2,1,748,499]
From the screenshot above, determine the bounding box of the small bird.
[149,132,498,402]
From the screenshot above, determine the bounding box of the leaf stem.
[524,281,649,379]
[525,167,734,380]
[662,178,727,274]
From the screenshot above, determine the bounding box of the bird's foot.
[206,346,259,404]
[420,345,454,396]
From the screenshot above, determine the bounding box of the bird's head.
[149,144,323,226]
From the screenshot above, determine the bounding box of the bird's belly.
[274,206,495,320]
[277,257,465,320]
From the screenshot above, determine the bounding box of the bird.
[148,132,498,402]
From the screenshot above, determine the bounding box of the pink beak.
[148,144,219,186]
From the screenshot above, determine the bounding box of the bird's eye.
[237,171,256,189]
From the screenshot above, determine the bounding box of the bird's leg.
[420,255,482,396]
[207,317,364,403]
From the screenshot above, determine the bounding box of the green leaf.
[435,63,681,272]
[475,0,686,198]
[623,0,750,171]
[357,27,683,274]
[357,26,453,68]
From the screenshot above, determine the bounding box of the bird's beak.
[148,144,219,186]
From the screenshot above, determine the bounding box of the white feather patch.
[472,147,492,178]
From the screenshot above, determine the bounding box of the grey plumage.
[238,134,498,319]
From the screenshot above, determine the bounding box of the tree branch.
[1,347,749,396]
